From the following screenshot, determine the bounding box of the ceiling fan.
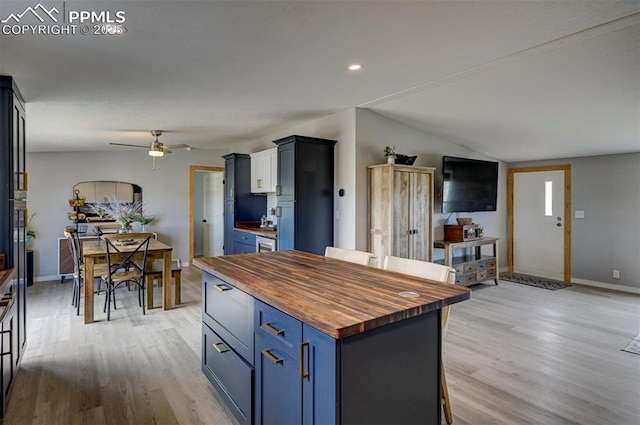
[110,130,191,169]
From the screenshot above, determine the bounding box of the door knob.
[556,223,562,227]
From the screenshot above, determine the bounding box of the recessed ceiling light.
[348,64,362,71]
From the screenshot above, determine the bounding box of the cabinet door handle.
[261,322,285,336]
[299,342,310,380]
[275,206,282,217]
[261,349,283,365]
[214,283,232,292]
[275,185,281,196]
[257,179,262,189]
[213,342,229,354]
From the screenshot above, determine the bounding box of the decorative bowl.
[456,218,473,225]
[395,154,417,165]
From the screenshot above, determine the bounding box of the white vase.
[387,156,395,164]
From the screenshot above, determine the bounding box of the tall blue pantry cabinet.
[0,76,27,418]
[222,153,266,255]
[273,135,336,255]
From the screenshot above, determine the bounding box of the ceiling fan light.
[149,148,164,157]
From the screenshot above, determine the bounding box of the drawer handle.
[261,349,283,365]
[299,342,309,380]
[213,342,229,354]
[214,283,232,292]
[261,322,284,337]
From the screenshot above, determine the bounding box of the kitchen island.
[194,250,470,425]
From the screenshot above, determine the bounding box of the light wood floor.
[4,268,640,424]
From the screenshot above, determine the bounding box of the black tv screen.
[442,156,498,213]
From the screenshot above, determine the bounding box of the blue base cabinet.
[202,273,441,425]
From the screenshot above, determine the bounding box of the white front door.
[513,170,566,280]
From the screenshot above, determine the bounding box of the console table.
[434,237,499,286]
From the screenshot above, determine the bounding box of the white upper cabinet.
[250,148,277,193]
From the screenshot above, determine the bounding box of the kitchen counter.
[0,268,15,293]
[233,225,277,239]
[194,250,470,339]
[195,250,471,424]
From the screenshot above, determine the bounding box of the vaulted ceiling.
[1,0,638,162]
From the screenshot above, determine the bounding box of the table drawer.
[455,275,466,285]
[202,323,253,425]
[477,270,487,281]
[453,264,465,275]
[255,300,302,359]
[477,261,487,271]
[463,263,477,273]
[464,274,477,284]
[234,231,256,246]
[203,272,254,364]
[487,269,497,278]
[486,259,496,270]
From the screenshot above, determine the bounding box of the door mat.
[500,273,571,290]
[622,334,640,355]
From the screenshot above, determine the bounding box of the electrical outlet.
[613,269,620,279]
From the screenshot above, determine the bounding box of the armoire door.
[392,170,410,258]
[409,171,431,261]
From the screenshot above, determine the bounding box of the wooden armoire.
[368,164,435,262]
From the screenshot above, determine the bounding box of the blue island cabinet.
[255,301,336,425]
[202,269,443,425]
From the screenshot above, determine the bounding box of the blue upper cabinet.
[222,154,266,254]
[274,135,336,255]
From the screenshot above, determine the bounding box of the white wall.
[26,149,227,280]
[355,108,508,265]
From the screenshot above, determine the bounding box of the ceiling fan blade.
[110,142,149,149]
[163,144,190,149]
[163,148,174,154]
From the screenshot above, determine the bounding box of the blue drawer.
[234,230,256,245]
[255,300,302,359]
[202,272,254,365]
[202,323,253,425]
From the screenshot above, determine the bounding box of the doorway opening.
[189,165,225,265]
[507,165,571,282]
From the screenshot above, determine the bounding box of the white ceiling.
[1,0,638,162]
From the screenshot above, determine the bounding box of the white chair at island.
[324,246,377,266]
[382,255,456,425]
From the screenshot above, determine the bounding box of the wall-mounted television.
[442,156,498,213]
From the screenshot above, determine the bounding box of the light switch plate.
[574,210,585,219]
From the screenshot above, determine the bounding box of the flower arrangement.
[25,212,37,243]
[94,196,144,232]
[134,214,155,231]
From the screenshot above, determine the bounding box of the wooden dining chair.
[324,246,377,266]
[382,255,456,424]
[101,232,152,320]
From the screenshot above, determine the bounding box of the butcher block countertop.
[193,250,470,339]
[234,225,277,239]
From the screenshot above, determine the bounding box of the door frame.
[189,165,225,265]
[507,164,571,282]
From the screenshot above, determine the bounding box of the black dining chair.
[64,229,106,315]
[101,233,152,320]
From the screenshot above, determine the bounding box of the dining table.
[82,237,174,324]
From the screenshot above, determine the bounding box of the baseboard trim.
[35,274,67,283]
[571,278,640,295]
